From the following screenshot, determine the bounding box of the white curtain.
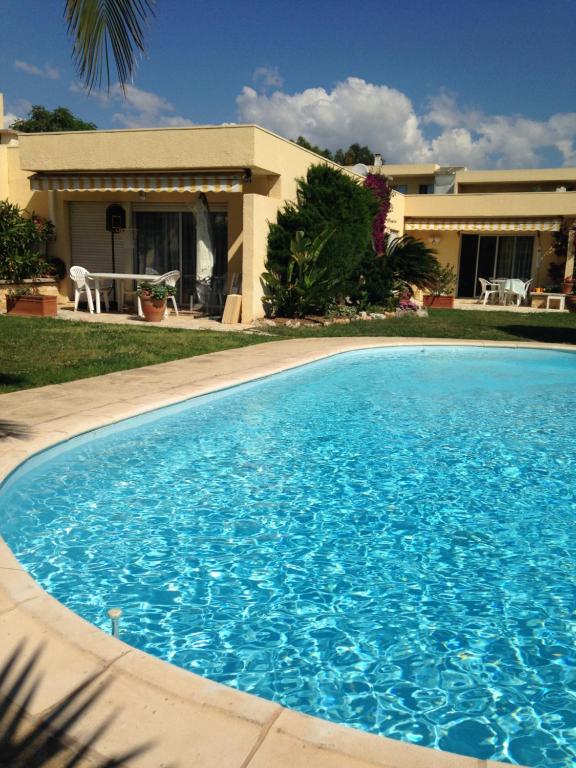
[193,195,215,281]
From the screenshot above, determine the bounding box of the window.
[134,210,228,306]
[392,184,408,194]
[419,184,434,194]
[457,234,534,297]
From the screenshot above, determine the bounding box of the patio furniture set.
[70,266,181,317]
[477,277,566,310]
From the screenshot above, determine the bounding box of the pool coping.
[0,335,557,767]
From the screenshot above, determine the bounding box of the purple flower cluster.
[364,173,391,255]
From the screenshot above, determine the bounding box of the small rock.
[416,308,429,318]
[370,313,386,320]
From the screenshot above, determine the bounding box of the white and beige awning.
[30,172,243,193]
[405,218,562,232]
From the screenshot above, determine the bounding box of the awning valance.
[405,218,561,232]
[30,173,243,193]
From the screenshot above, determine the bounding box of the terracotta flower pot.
[562,280,574,294]
[6,295,57,317]
[140,296,166,322]
[423,295,454,309]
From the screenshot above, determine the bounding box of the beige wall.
[241,194,282,322]
[405,191,576,218]
[1,143,48,214]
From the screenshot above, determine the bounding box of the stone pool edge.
[0,336,551,768]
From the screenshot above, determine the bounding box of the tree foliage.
[294,136,334,160]
[10,106,96,133]
[334,143,375,165]
[266,164,379,302]
[294,137,377,166]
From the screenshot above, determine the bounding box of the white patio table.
[86,272,163,314]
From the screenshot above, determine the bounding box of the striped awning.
[405,218,561,232]
[30,172,243,193]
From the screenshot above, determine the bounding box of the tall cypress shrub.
[266,165,378,296]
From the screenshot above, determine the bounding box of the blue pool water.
[2,346,576,766]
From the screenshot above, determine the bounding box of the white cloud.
[252,66,284,89]
[237,76,576,168]
[70,82,193,128]
[15,60,59,80]
[3,98,32,128]
[3,112,18,129]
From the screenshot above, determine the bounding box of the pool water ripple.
[2,346,576,767]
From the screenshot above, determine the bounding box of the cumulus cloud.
[237,77,576,168]
[70,82,193,128]
[252,66,284,90]
[3,98,32,128]
[15,60,59,80]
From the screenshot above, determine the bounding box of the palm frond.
[65,0,155,92]
[0,643,152,767]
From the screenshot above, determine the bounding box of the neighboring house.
[360,162,576,298]
[2,88,576,317]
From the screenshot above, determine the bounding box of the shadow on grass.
[0,374,28,387]
[498,325,576,345]
[0,643,153,767]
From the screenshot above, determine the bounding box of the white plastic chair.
[136,270,181,318]
[70,266,112,313]
[160,270,180,317]
[504,278,532,306]
[478,277,500,305]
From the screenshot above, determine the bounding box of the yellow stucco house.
[2,91,576,318]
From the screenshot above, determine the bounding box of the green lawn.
[2,310,576,394]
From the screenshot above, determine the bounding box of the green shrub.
[262,229,336,317]
[266,165,378,300]
[352,236,440,305]
[0,201,53,282]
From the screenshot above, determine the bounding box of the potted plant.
[6,285,58,317]
[137,282,175,322]
[423,264,457,309]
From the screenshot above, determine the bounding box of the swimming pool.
[1,345,576,767]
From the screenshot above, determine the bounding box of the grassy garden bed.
[2,311,576,394]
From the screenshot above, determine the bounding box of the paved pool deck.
[0,336,555,767]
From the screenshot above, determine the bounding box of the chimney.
[373,153,383,166]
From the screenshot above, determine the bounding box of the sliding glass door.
[134,210,228,306]
[457,234,534,297]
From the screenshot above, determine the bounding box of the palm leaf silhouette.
[0,642,152,767]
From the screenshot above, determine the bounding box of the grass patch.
[2,310,576,394]
[0,316,265,393]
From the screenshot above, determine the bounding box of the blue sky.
[1,0,576,168]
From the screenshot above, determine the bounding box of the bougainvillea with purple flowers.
[364,173,391,256]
